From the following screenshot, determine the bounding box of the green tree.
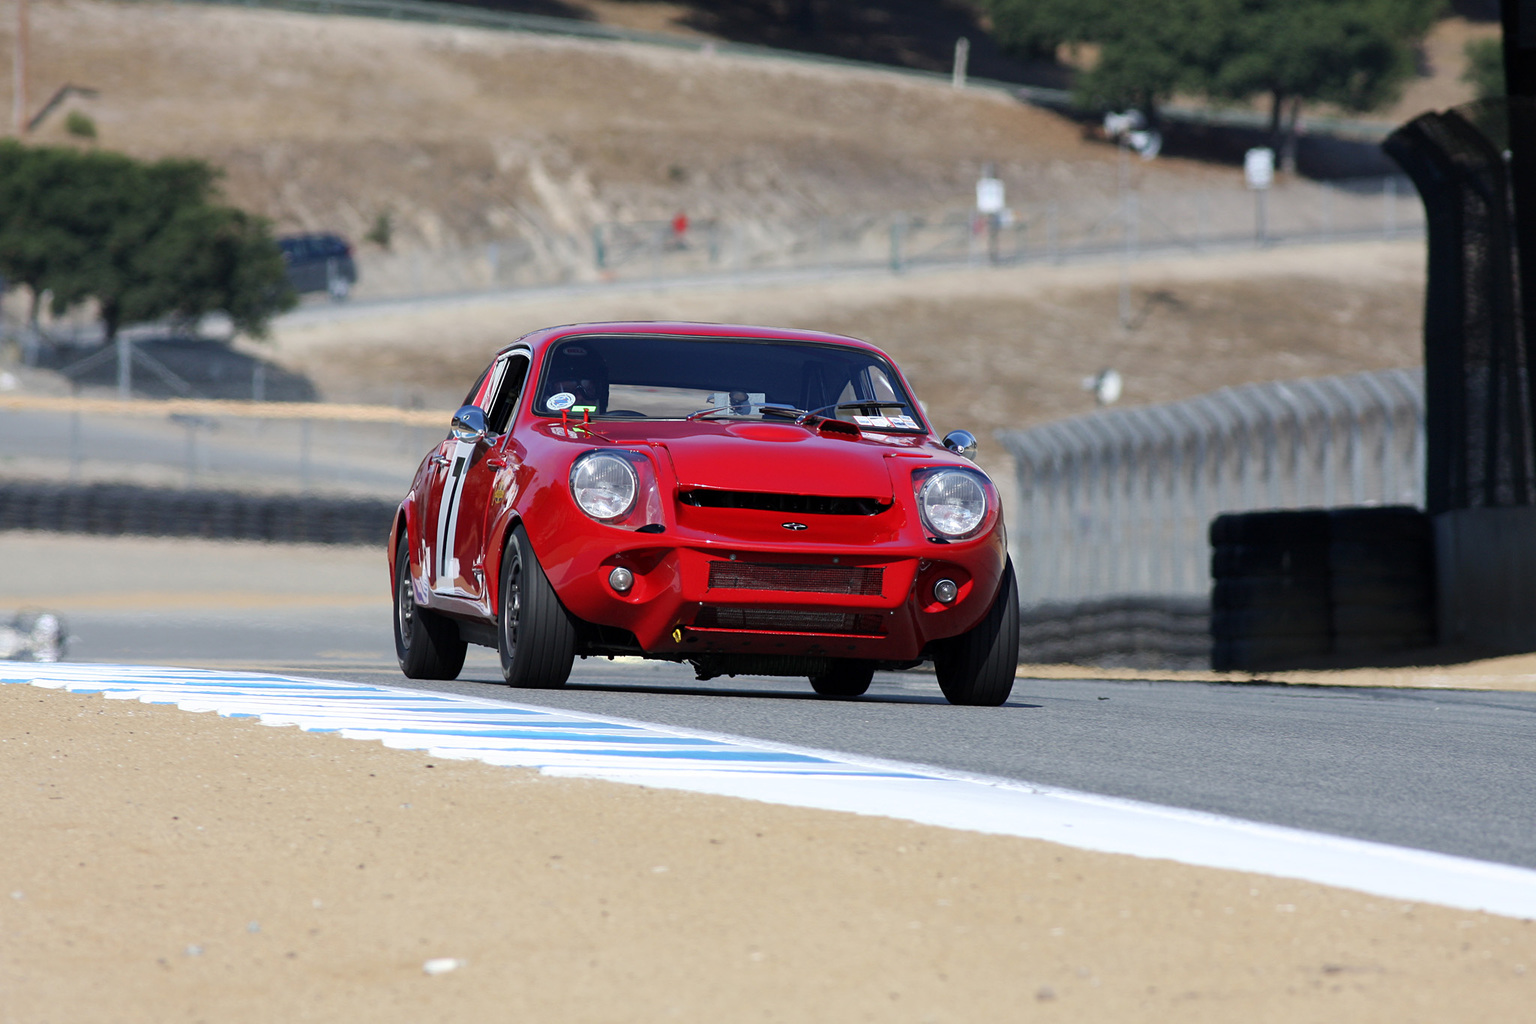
[981,0,1220,120]
[980,0,1441,141]
[1463,36,1504,100]
[0,142,97,324]
[0,142,293,341]
[1199,0,1442,163]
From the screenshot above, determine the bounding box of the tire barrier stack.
[0,479,396,547]
[1017,596,1212,671]
[1210,506,1436,671]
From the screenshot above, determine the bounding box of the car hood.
[655,422,902,498]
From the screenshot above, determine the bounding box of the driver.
[545,344,610,413]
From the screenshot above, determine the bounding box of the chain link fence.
[997,368,1425,609]
[891,177,1417,270]
[345,177,1422,299]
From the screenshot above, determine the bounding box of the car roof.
[498,322,892,361]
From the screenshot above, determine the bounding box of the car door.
[442,352,530,603]
[423,365,492,597]
[288,237,318,293]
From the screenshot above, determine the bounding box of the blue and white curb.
[7,662,1536,919]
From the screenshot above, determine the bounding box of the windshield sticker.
[853,414,891,428]
[564,346,587,356]
[887,414,919,429]
[548,392,576,411]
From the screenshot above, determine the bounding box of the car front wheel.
[932,558,1019,706]
[498,524,578,688]
[393,541,467,680]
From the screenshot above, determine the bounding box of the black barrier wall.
[1017,597,1211,671]
[0,480,396,546]
[1383,99,1536,515]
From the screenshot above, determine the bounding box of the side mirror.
[451,405,488,443]
[942,429,978,461]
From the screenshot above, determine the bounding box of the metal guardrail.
[998,368,1425,608]
[0,393,443,426]
[0,395,443,497]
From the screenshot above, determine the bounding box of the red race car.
[389,322,1019,705]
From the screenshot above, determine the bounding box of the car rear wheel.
[499,524,578,688]
[809,659,875,697]
[394,541,467,680]
[932,558,1019,706]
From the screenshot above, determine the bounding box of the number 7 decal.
[433,440,474,593]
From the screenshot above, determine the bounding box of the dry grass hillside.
[6,0,1229,258]
[270,240,1426,460]
[3,1,1431,460]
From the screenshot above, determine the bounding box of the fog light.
[608,566,634,594]
[933,578,958,605]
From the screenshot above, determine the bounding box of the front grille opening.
[679,489,890,516]
[693,606,886,636]
[708,561,884,595]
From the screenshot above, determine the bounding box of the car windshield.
[533,334,925,431]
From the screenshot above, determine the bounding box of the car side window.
[461,366,492,410]
[486,355,529,435]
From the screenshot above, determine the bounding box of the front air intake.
[693,606,886,636]
[708,561,884,595]
[679,489,889,516]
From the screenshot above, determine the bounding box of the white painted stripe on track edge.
[6,663,1534,919]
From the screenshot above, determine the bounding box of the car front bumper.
[540,522,1008,662]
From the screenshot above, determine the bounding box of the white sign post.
[1245,147,1274,246]
[976,176,1005,215]
[976,175,1005,264]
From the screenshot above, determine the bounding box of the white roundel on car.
[548,392,577,411]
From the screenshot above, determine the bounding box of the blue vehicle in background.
[278,233,357,301]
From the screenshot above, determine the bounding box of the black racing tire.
[1328,541,1434,583]
[1212,634,1329,671]
[393,541,467,680]
[932,558,1019,707]
[1209,510,1331,547]
[1328,506,1430,544]
[1332,601,1435,637]
[498,523,578,688]
[809,659,875,697]
[1211,542,1330,580]
[1212,576,1330,612]
[1210,606,1331,639]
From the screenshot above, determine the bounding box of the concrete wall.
[1435,507,1536,653]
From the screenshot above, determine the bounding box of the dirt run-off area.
[2,681,1532,1023]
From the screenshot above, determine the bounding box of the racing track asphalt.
[306,656,1536,873]
[32,554,1536,877]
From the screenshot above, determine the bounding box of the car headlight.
[570,452,638,522]
[918,469,988,539]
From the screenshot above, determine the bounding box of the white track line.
[7,663,1535,919]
